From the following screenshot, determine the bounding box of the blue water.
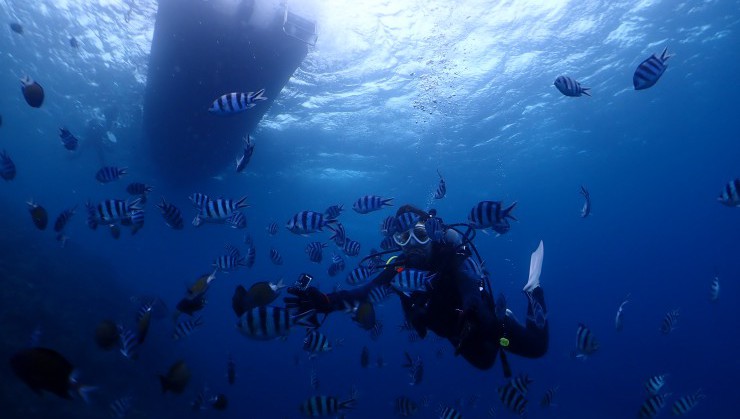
[2,0,740,418]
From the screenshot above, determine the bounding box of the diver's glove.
[284,286,332,314]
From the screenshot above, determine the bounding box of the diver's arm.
[500,287,549,358]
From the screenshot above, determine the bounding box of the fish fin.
[502,201,518,221]
[383,198,394,207]
[660,47,672,61]
[581,87,591,97]
[523,240,544,292]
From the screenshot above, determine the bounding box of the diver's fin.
[523,240,544,292]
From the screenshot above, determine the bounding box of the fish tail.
[581,87,591,96]
[503,201,518,221]
[660,47,671,61]
[382,198,394,207]
[340,398,357,410]
[235,196,249,209]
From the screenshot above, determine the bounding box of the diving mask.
[393,222,431,247]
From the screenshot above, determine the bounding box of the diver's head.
[393,205,432,257]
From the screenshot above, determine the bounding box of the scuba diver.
[285,205,549,373]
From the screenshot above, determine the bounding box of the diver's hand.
[284,286,332,314]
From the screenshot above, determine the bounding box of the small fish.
[189,193,210,209]
[709,276,720,302]
[380,216,397,236]
[638,393,671,418]
[402,352,423,386]
[187,271,216,298]
[135,303,153,344]
[269,247,283,265]
[10,22,23,34]
[125,210,145,235]
[175,294,207,317]
[346,267,372,286]
[327,222,346,246]
[644,374,668,395]
[393,269,436,292]
[439,406,464,419]
[327,253,345,277]
[109,396,132,418]
[352,195,393,214]
[468,200,517,234]
[266,221,279,235]
[209,89,267,115]
[671,389,705,416]
[1,149,16,180]
[540,386,559,408]
[159,360,191,394]
[615,295,629,331]
[574,322,598,358]
[236,306,314,340]
[286,210,334,234]
[236,135,255,172]
[20,76,44,108]
[305,241,326,263]
[506,373,534,395]
[310,368,320,390]
[173,317,203,340]
[10,347,96,402]
[342,239,361,256]
[53,206,76,233]
[367,285,392,304]
[324,204,343,220]
[156,198,184,229]
[59,128,79,151]
[126,182,153,196]
[93,198,143,223]
[580,185,591,218]
[69,37,79,48]
[498,384,527,416]
[633,47,671,90]
[299,396,356,417]
[395,396,418,417]
[194,197,249,225]
[303,330,333,355]
[659,309,679,335]
[717,179,740,207]
[226,211,247,229]
[117,326,139,360]
[434,169,446,199]
[95,166,127,183]
[395,212,421,233]
[425,216,445,243]
[554,75,591,97]
[379,236,396,250]
[243,235,256,267]
[27,201,48,230]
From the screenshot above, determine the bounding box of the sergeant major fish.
[633,47,672,90]
[286,210,334,235]
[554,75,591,97]
[352,195,393,214]
[157,198,184,230]
[27,200,48,230]
[20,76,44,108]
[717,178,740,207]
[235,135,255,173]
[59,128,79,151]
[95,166,127,183]
[1,149,16,180]
[209,89,267,115]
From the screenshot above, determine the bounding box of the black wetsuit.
[322,241,549,370]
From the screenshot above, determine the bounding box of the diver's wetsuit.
[321,240,549,370]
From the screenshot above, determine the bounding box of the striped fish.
[395,212,420,233]
[95,166,127,183]
[54,206,76,232]
[324,204,343,220]
[368,285,392,304]
[189,193,210,209]
[208,88,267,115]
[299,395,356,417]
[20,76,44,108]
[439,406,464,419]
[633,47,671,90]
[310,368,320,390]
[236,135,254,173]
[424,216,445,243]
[506,373,534,395]
[213,254,246,271]
[498,384,527,416]
[95,198,143,223]
[84,201,98,230]
[393,269,435,292]
[286,210,333,234]
[266,222,279,235]
[226,211,247,229]
[468,201,518,230]
[660,309,679,335]
[327,253,345,277]
[638,393,671,418]
[327,222,346,246]
[395,396,418,417]
[59,128,79,151]
[434,169,446,199]
[118,325,139,360]
[305,241,326,263]
[346,267,372,286]
[380,236,396,250]
[352,195,393,214]
[380,216,397,236]
[575,322,598,358]
[342,239,361,256]
[126,209,145,235]
[157,198,184,230]
[671,390,705,416]
[126,182,153,196]
[540,386,559,408]
[717,179,740,207]
[554,75,591,97]
[303,330,333,355]
[644,374,668,395]
[269,248,283,265]
[243,235,256,267]
[0,149,16,180]
[709,276,720,302]
[196,197,248,221]
[109,396,133,418]
[173,317,203,340]
[236,306,312,340]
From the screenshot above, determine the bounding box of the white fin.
[523,240,544,292]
